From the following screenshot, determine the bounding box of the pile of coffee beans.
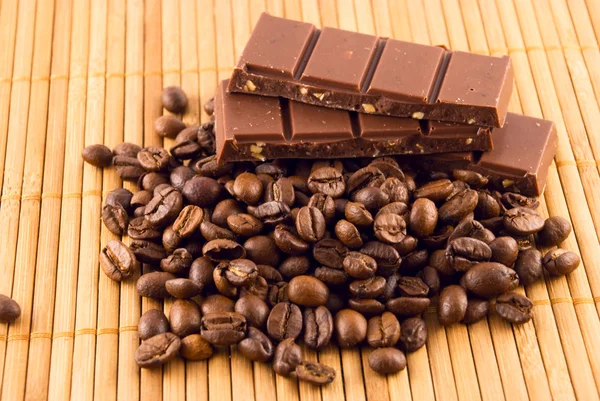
[83,86,579,381]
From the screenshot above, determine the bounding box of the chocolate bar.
[228,13,514,128]
[215,80,493,162]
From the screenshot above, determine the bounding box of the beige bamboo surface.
[0,0,599,400]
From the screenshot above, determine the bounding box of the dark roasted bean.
[160,248,193,274]
[162,86,188,113]
[514,249,543,286]
[274,225,310,255]
[169,299,202,337]
[296,362,336,385]
[495,292,533,324]
[385,297,430,317]
[368,348,406,375]
[273,338,302,376]
[399,317,427,352]
[489,237,519,266]
[438,285,468,326]
[366,312,400,348]
[267,302,303,341]
[135,333,181,368]
[537,216,572,247]
[138,309,170,340]
[460,262,519,298]
[462,299,490,324]
[0,295,21,323]
[542,248,580,276]
[503,207,545,235]
[238,327,274,362]
[235,295,270,329]
[100,240,139,282]
[307,167,345,198]
[201,312,247,346]
[334,309,367,348]
[304,306,334,350]
[136,271,176,298]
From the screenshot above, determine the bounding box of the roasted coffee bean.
[312,160,344,173]
[344,201,373,227]
[248,201,292,226]
[113,142,141,158]
[334,309,367,348]
[274,225,310,255]
[397,276,429,297]
[460,262,519,298]
[154,115,186,138]
[438,189,478,224]
[203,239,246,261]
[495,292,533,324]
[373,212,406,244]
[152,183,173,196]
[278,256,311,279]
[417,266,440,295]
[429,249,455,277]
[138,309,170,340]
[273,338,303,376]
[267,282,290,307]
[136,271,176,298]
[295,206,326,243]
[144,187,183,228]
[240,275,269,300]
[349,276,386,299]
[446,237,492,272]
[172,205,203,238]
[314,267,349,287]
[180,334,213,361]
[500,192,539,210]
[394,236,418,258]
[265,177,295,207]
[200,220,237,241]
[380,177,409,203]
[113,155,145,181]
[194,156,233,179]
[343,252,377,279]
[201,295,235,316]
[447,219,487,242]
[366,312,400,348]
[101,203,129,236]
[162,225,182,253]
[162,86,188,113]
[201,312,247,346]
[453,169,488,187]
[296,362,336,385]
[353,187,390,212]
[304,306,334,350]
[307,167,345,198]
[368,348,406,375]
[334,198,349,218]
[227,213,263,237]
[348,298,386,316]
[238,327,274,362]
[99,240,139,282]
[189,256,214,288]
[135,332,181,368]
[169,299,202,338]
[267,302,302,341]
[335,219,363,249]
[414,179,454,202]
[130,240,167,264]
[313,239,348,268]
[235,295,270,329]
[360,242,401,276]
[137,146,170,172]
[346,167,385,196]
[243,235,281,266]
[422,225,454,250]
[255,162,285,179]
[0,294,21,323]
[257,264,283,283]
[106,188,133,212]
[160,248,192,274]
[503,207,545,235]
[461,299,490,324]
[82,144,114,167]
[489,237,519,266]
[139,172,169,192]
[399,317,427,352]
[287,276,329,307]
[513,234,535,252]
[233,172,263,205]
[399,249,429,273]
[382,273,401,301]
[212,266,238,298]
[307,193,335,223]
[514,249,543,286]
[220,258,259,287]
[543,248,580,276]
[537,216,572,247]
[131,190,153,209]
[166,278,203,299]
[386,296,430,317]
[409,198,438,238]
[474,191,501,220]
[182,176,222,207]
[438,285,468,326]
[211,199,243,228]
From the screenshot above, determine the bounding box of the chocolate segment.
[229,13,514,128]
[215,80,493,162]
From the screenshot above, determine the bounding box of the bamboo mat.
[0,0,599,400]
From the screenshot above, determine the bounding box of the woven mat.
[0,0,600,400]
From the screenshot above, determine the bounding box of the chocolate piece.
[215,81,493,162]
[406,114,557,196]
[228,13,514,128]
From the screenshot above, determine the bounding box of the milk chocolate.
[228,13,514,128]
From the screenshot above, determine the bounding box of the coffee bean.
[400,249,429,273]
[373,212,406,244]
[278,256,311,279]
[489,237,519,266]
[460,262,519,298]
[136,271,176,298]
[130,240,167,264]
[461,299,490,324]
[537,216,572,247]
[380,177,409,204]
[160,248,193,274]
[267,282,290,307]
[417,266,439,295]
[170,139,203,161]
[346,167,385,196]
[366,312,400,348]
[295,206,326,243]
[227,213,263,237]
[343,252,377,279]
[344,201,373,227]
[474,191,501,220]
[240,276,269,300]
[312,239,348,269]
[500,192,539,210]
[169,299,202,338]
[106,188,133,213]
[438,189,478,224]
[495,292,533,324]
[274,225,310,255]
[334,309,367,348]
[248,201,291,226]
[113,142,141,158]
[307,167,345,198]
[414,179,453,202]
[397,276,429,297]
[82,144,114,167]
[0,294,21,323]
[180,334,213,361]
[235,295,270,329]
[172,205,203,238]
[348,298,385,316]
[353,187,390,212]
[360,241,401,276]
[99,240,139,282]
[233,172,263,205]
[152,183,173,196]
[304,306,333,350]
[183,237,204,258]
[196,122,216,154]
[314,267,349,287]
[238,327,274,362]
[287,276,329,307]
[201,294,235,315]
[399,317,427,352]
[113,155,146,181]
[144,186,183,228]
[503,207,545,235]
[212,199,244,227]
[137,146,170,172]
[265,177,295,207]
[135,332,181,368]
[386,296,430,317]
[453,169,488,187]
[200,221,237,242]
[257,264,283,283]
[307,193,335,223]
[203,239,246,261]
[409,198,438,238]
[438,285,468,326]
[165,278,203,299]
[162,86,188,113]
[243,235,281,266]
[513,249,542,286]
[267,302,302,341]
[154,115,186,138]
[422,225,454,250]
[296,362,336,385]
[162,225,182,253]
[349,276,386,299]
[368,348,406,375]
[542,248,580,276]
[138,309,170,340]
[273,338,303,376]
[131,190,153,209]
[182,176,222,207]
[446,237,492,272]
[200,312,247,346]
